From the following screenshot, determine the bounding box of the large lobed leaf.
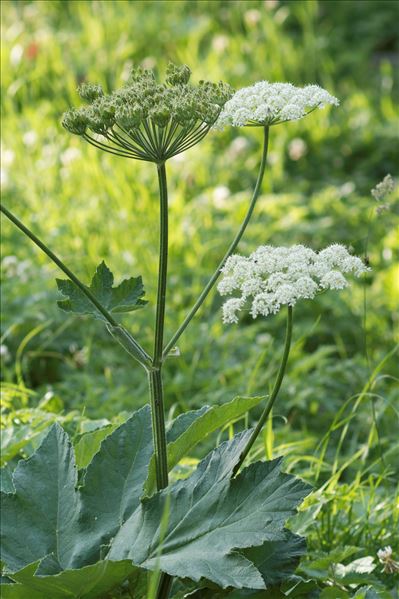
[109,432,311,589]
[1,405,153,575]
[56,261,147,320]
[1,405,310,596]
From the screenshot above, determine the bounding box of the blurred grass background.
[1,1,399,591]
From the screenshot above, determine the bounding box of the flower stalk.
[163,125,270,357]
[233,305,293,476]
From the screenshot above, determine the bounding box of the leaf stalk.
[0,203,150,369]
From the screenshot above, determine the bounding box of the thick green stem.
[150,162,169,487]
[0,203,151,369]
[148,368,169,490]
[154,163,169,366]
[152,163,172,598]
[233,306,293,476]
[163,125,270,358]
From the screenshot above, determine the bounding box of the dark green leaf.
[1,423,79,573]
[110,432,311,589]
[56,261,147,320]
[73,405,153,565]
[146,395,266,494]
[1,406,153,574]
[353,586,394,599]
[2,559,137,599]
[0,465,15,493]
[243,530,306,586]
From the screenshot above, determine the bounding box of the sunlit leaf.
[56,261,147,320]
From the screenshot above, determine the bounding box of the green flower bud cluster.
[77,82,104,102]
[62,63,233,162]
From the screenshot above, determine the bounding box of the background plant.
[1,1,398,598]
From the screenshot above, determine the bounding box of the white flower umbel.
[215,81,339,128]
[218,244,369,323]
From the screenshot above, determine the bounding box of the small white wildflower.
[341,255,368,276]
[377,546,399,574]
[212,185,230,208]
[215,81,339,129]
[218,244,368,323]
[241,277,265,297]
[288,138,307,161]
[217,276,237,296]
[60,147,81,166]
[376,204,390,215]
[371,174,395,202]
[319,243,351,267]
[378,546,393,561]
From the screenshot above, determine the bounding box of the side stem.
[0,203,151,368]
[233,305,293,476]
[163,125,270,358]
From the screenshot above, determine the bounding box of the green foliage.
[110,433,310,588]
[1,407,153,573]
[56,261,147,320]
[0,560,137,599]
[146,395,266,493]
[1,412,309,596]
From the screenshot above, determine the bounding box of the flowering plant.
[1,64,369,599]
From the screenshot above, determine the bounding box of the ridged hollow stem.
[163,125,270,358]
[148,368,169,489]
[151,162,172,599]
[0,204,151,368]
[232,306,293,477]
[153,163,169,366]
